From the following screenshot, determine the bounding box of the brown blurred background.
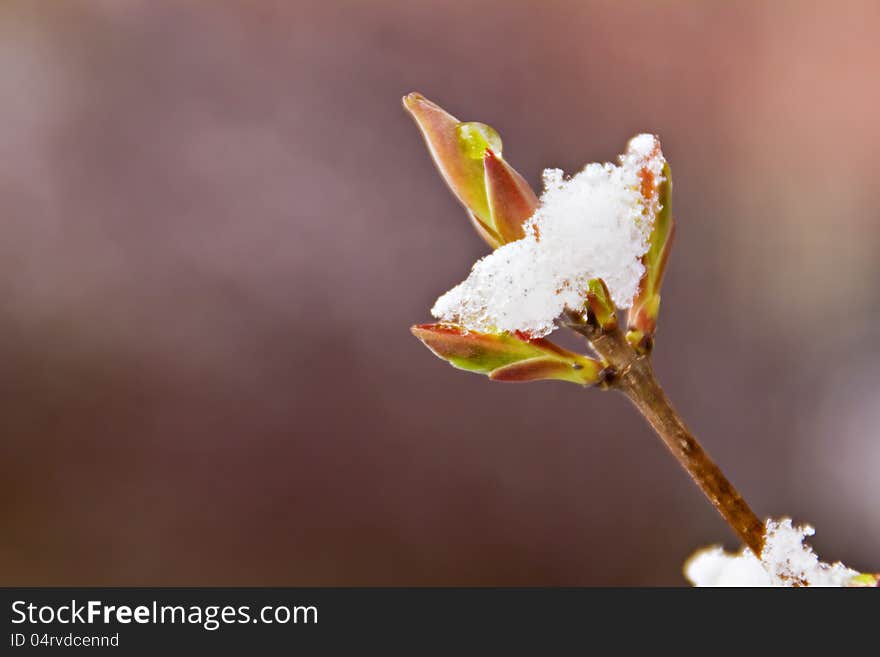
[1,0,878,585]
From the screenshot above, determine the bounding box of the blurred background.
[1,0,878,585]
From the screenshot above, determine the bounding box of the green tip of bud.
[456,122,502,160]
[848,573,879,587]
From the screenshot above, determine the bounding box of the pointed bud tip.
[402,91,427,112]
[411,322,461,335]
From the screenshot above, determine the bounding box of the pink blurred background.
[2,1,878,585]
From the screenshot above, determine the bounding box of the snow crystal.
[626,133,658,159]
[684,518,858,587]
[760,518,857,586]
[431,134,665,337]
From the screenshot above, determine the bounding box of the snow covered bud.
[626,135,675,353]
[403,92,538,248]
[411,323,603,385]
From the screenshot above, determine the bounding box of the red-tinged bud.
[489,357,602,384]
[403,92,537,248]
[483,149,538,244]
[403,93,496,238]
[411,323,601,385]
[627,135,674,351]
[627,215,674,351]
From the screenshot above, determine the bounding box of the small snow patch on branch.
[685,518,859,587]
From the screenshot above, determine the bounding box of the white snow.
[684,518,859,587]
[431,134,665,337]
[684,545,770,587]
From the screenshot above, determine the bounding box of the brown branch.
[564,310,766,557]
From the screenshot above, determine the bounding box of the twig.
[564,310,766,556]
